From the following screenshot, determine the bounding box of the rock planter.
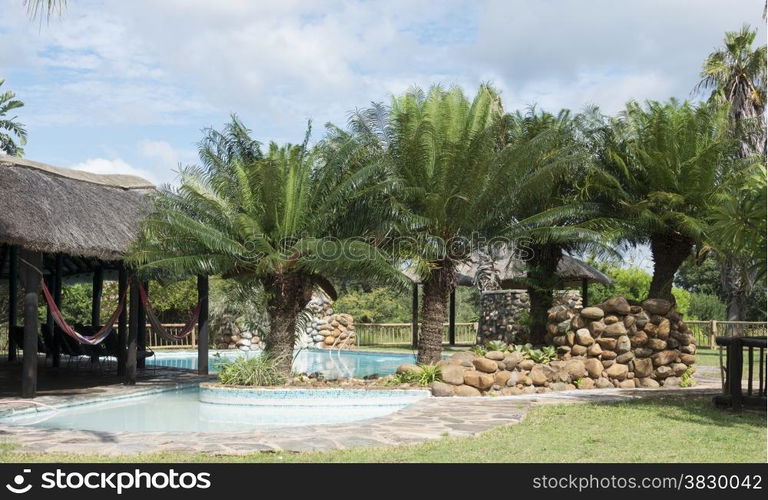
[298,292,357,349]
[418,296,696,397]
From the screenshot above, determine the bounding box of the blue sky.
[1,1,765,270]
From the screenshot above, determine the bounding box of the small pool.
[0,386,429,433]
[148,348,417,379]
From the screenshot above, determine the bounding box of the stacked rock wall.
[301,292,357,349]
[215,322,265,351]
[430,296,696,397]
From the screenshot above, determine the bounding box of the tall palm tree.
[502,108,608,344]
[695,26,767,319]
[0,79,27,156]
[129,117,402,376]
[346,85,517,363]
[588,99,737,302]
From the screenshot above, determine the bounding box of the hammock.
[41,279,126,346]
[138,282,202,341]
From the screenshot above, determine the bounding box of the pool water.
[149,349,417,379]
[1,387,426,432]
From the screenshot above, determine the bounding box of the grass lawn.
[1,396,764,463]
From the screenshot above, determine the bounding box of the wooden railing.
[686,321,767,349]
[145,324,204,349]
[355,322,476,346]
[714,335,767,410]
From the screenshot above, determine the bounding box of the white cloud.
[70,158,159,184]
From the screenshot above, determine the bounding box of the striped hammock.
[138,282,201,341]
[41,279,126,345]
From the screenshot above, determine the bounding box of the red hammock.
[41,279,126,345]
[138,282,201,341]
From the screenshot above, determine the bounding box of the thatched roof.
[0,157,155,261]
[404,248,612,288]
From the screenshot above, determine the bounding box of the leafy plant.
[484,340,509,352]
[470,345,487,356]
[511,343,557,364]
[680,367,696,388]
[218,354,286,386]
[392,364,442,386]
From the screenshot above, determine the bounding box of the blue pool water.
[1,386,428,432]
[148,349,417,379]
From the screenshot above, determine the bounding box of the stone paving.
[0,374,723,456]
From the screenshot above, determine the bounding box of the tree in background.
[0,79,27,156]
[130,118,401,376]
[588,99,736,302]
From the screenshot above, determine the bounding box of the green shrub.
[484,340,509,352]
[218,354,286,386]
[687,292,727,320]
[392,364,442,386]
[512,343,557,364]
[680,367,696,388]
[470,344,487,356]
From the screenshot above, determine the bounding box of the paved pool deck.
[0,360,723,456]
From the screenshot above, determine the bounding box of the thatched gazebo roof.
[0,157,154,275]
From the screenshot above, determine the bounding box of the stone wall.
[477,289,583,345]
[300,292,357,349]
[430,296,696,397]
[215,322,265,351]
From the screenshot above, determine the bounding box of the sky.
[0,1,765,266]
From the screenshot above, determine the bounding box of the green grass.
[1,397,764,463]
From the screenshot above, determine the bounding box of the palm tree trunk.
[418,261,454,364]
[527,244,561,346]
[720,258,748,320]
[264,273,313,377]
[648,235,693,301]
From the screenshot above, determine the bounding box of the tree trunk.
[418,261,454,364]
[648,235,693,301]
[264,273,314,377]
[526,244,561,346]
[720,258,748,321]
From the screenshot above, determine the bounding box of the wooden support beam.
[117,265,128,376]
[125,275,138,385]
[90,267,103,363]
[50,254,63,368]
[581,279,589,308]
[137,281,148,369]
[411,283,419,349]
[197,275,209,375]
[20,250,42,398]
[449,288,456,346]
[8,245,18,362]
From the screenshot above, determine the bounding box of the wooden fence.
[355,322,476,346]
[146,324,205,349]
[687,321,767,350]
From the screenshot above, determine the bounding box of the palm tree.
[346,85,517,363]
[130,117,402,376]
[502,108,607,344]
[0,79,27,156]
[588,99,737,302]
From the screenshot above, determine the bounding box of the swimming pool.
[1,386,429,432]
[148,348,417,379]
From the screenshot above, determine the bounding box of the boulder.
[485,350,505,361]
[603,322,628,337]
[440,364,466,385]
[601,350,617,360]
[556,346,572,357]
[519,360,535,371]
[451,351,477,362]
[529,365,550,386]
[472,357,498,373]
[430,381,455,397]
[654,366,673,379]
[578,377,595,389]
[643,323,658,336]
[558,319,572,334]
[634,312,650,329]
[671,363,689,376]
[575,328,594,346]
[396,363,422,375]
[642,298,672,315]
[662,376,681,387]
[571,344,588,356]
[580,307,605,320]
[633,347,654,358]
[616,335,631,354]
[616,352,635,364]
[553,335,568,346]
[566,331,576,346]
[571,315,586,330]
[464,371,494,390]
[595,377,614,389]
[500,387,524,396]
[494,370,513,387]
[623,315,637,328]
[549,382,572,392]
[603,297,631,315]
[652,350,678,367]
[617,379,636,389]
[596,337,617,350]
[646,338,667,351]
[564,359,587,378]
[656,319,671,338]
[585,358,603,378]
[588,320,606,336]
[605,363,629,380]
[503,352,525,370]
[454,385,482,397]
[587,343,603,357]
[630,331,649,348]
[680,354,696,366]
[632,358,654,378]
[636,377,660,388]
[680,345,696,355]
[436,358,461,368]
[602,359,614,368]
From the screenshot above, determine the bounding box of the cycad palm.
[348,85,515,363]
[130,117,401,375]
[589,99,736,301]
[0,79,27,156]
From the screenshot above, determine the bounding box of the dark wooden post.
[411,282,419,348]
[137,280,148,369]
[117,265,127,376]
[581,279,589,308]
[197,275,209,375]
[8,245,18,361]
[126,275,138,385]
[49,254,63,368]
[90,266,103,363]
[728,337,744,409]
[448,288,456,346]
[20,250,42,398]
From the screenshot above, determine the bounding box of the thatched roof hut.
[0,157,154,272]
